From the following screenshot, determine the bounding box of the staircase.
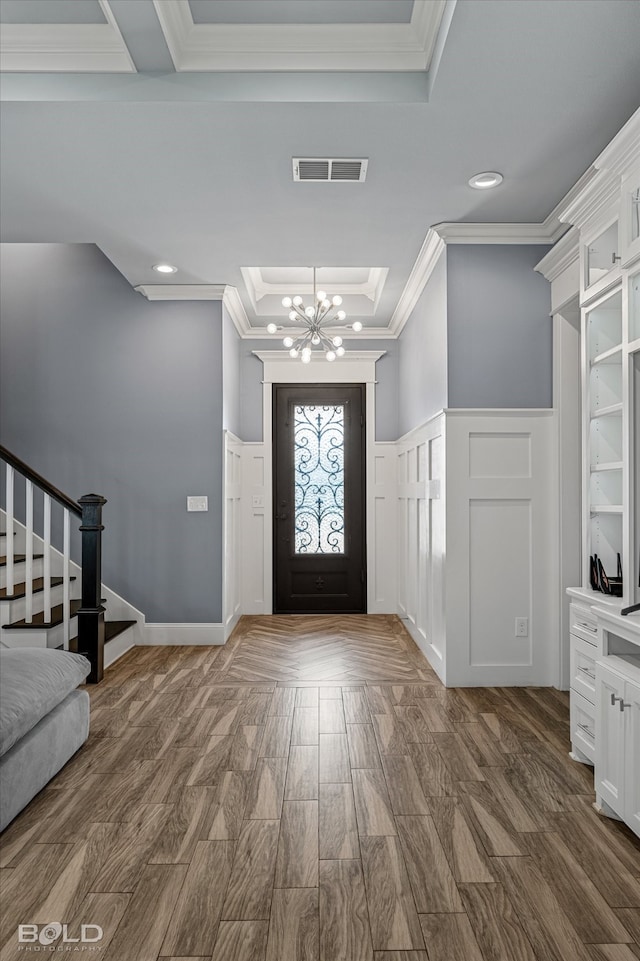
[1,445,140,681]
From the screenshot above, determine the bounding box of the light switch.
[252,495,265,509]
[187,496,208,512]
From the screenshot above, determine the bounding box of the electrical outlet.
[515,617,528,637]
[187,496,208,512]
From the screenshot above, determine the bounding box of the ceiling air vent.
[293,158,368,183]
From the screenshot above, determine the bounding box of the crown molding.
[534,226,579,282]
[222,285,251,337]
[541,166,598,242]
[153,0,447,72]
[594,106,640,179]
[0,0,135,73]
[432,222,554,244]
[133,282,251,336]
[388,229,445,338]
[558,168,621,233]
[135,284,226,301]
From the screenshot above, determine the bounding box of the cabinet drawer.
[570,602,599,647]
[570,690,596,763]
[571,637,597,704]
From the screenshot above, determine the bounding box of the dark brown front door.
[273,384,366,614]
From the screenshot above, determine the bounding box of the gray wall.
[447,244,552,408]
[397,251,448,436]
[222,303,241,437]
[0,243,224,623]
[238,338,399,442]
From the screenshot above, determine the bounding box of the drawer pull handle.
[577,722,594,737]
[579,667,596,680]
[620,701,631,712]
[611,694,623,706]
[577,621,597,633]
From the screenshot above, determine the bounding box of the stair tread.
[3,598,82,629]
[0,554,44,566]
[0,576,76,601]
[69,620,137,652]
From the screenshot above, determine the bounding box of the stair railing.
[1,445,106,682]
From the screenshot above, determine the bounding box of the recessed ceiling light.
[153,263,177,274]
[468,171,503,190]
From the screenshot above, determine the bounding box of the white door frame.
[254,351,385,614]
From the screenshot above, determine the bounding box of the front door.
[273,384,366,614]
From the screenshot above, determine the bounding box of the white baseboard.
[140,623,226,646]
[401,616,445,685]
[224,612,240,641]
[104,631,136,668]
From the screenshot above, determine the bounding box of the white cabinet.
[568,600,600,764]
[595,655,640,837]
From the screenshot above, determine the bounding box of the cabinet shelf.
[590,505,623,514]
[591,403,623,419]
[591,345,623,365]
[591,462,623,472]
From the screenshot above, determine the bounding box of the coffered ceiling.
[1,0,639,336]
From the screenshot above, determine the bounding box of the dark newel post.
[77,494,107,683]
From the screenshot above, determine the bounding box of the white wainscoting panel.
[368,442,397,613]
[396,410,558,687]
[223,431,243,639]
[396,413,447,676]
[445,410,558,686]
[241,442,269,614]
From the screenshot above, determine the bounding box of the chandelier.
[266,267,363,362]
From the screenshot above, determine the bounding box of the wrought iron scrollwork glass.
[294,405,345,553]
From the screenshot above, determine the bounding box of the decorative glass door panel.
[274,385,366,613]
[294,405,345,554]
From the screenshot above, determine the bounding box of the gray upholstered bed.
[0,647,91,832]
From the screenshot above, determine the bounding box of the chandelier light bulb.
[283,336,294,348]
[326,350,336,362]
[301,352,311,364]
[337,310,346,321]
[293,295,303,306]
[312,334,321,345]
[322,298,331,309]
[352,320,363,332]
[266,323,278,334]
[316,289,326,301]
[288,310,297,321]
[305,306,315,318]
[336,346,346,357]
[332,295,342,306]
[289,347,299,358]
[282,296,292,308]
[332,336,343,347]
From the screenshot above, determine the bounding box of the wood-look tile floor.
[2,613,640,961]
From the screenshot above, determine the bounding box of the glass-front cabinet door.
[583,220,620,295]
[621,171,640,268]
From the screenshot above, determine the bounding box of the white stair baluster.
[5,464,14,596]
[25,479,33,623]
[43,493,51,624]
[63,508,70,650]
